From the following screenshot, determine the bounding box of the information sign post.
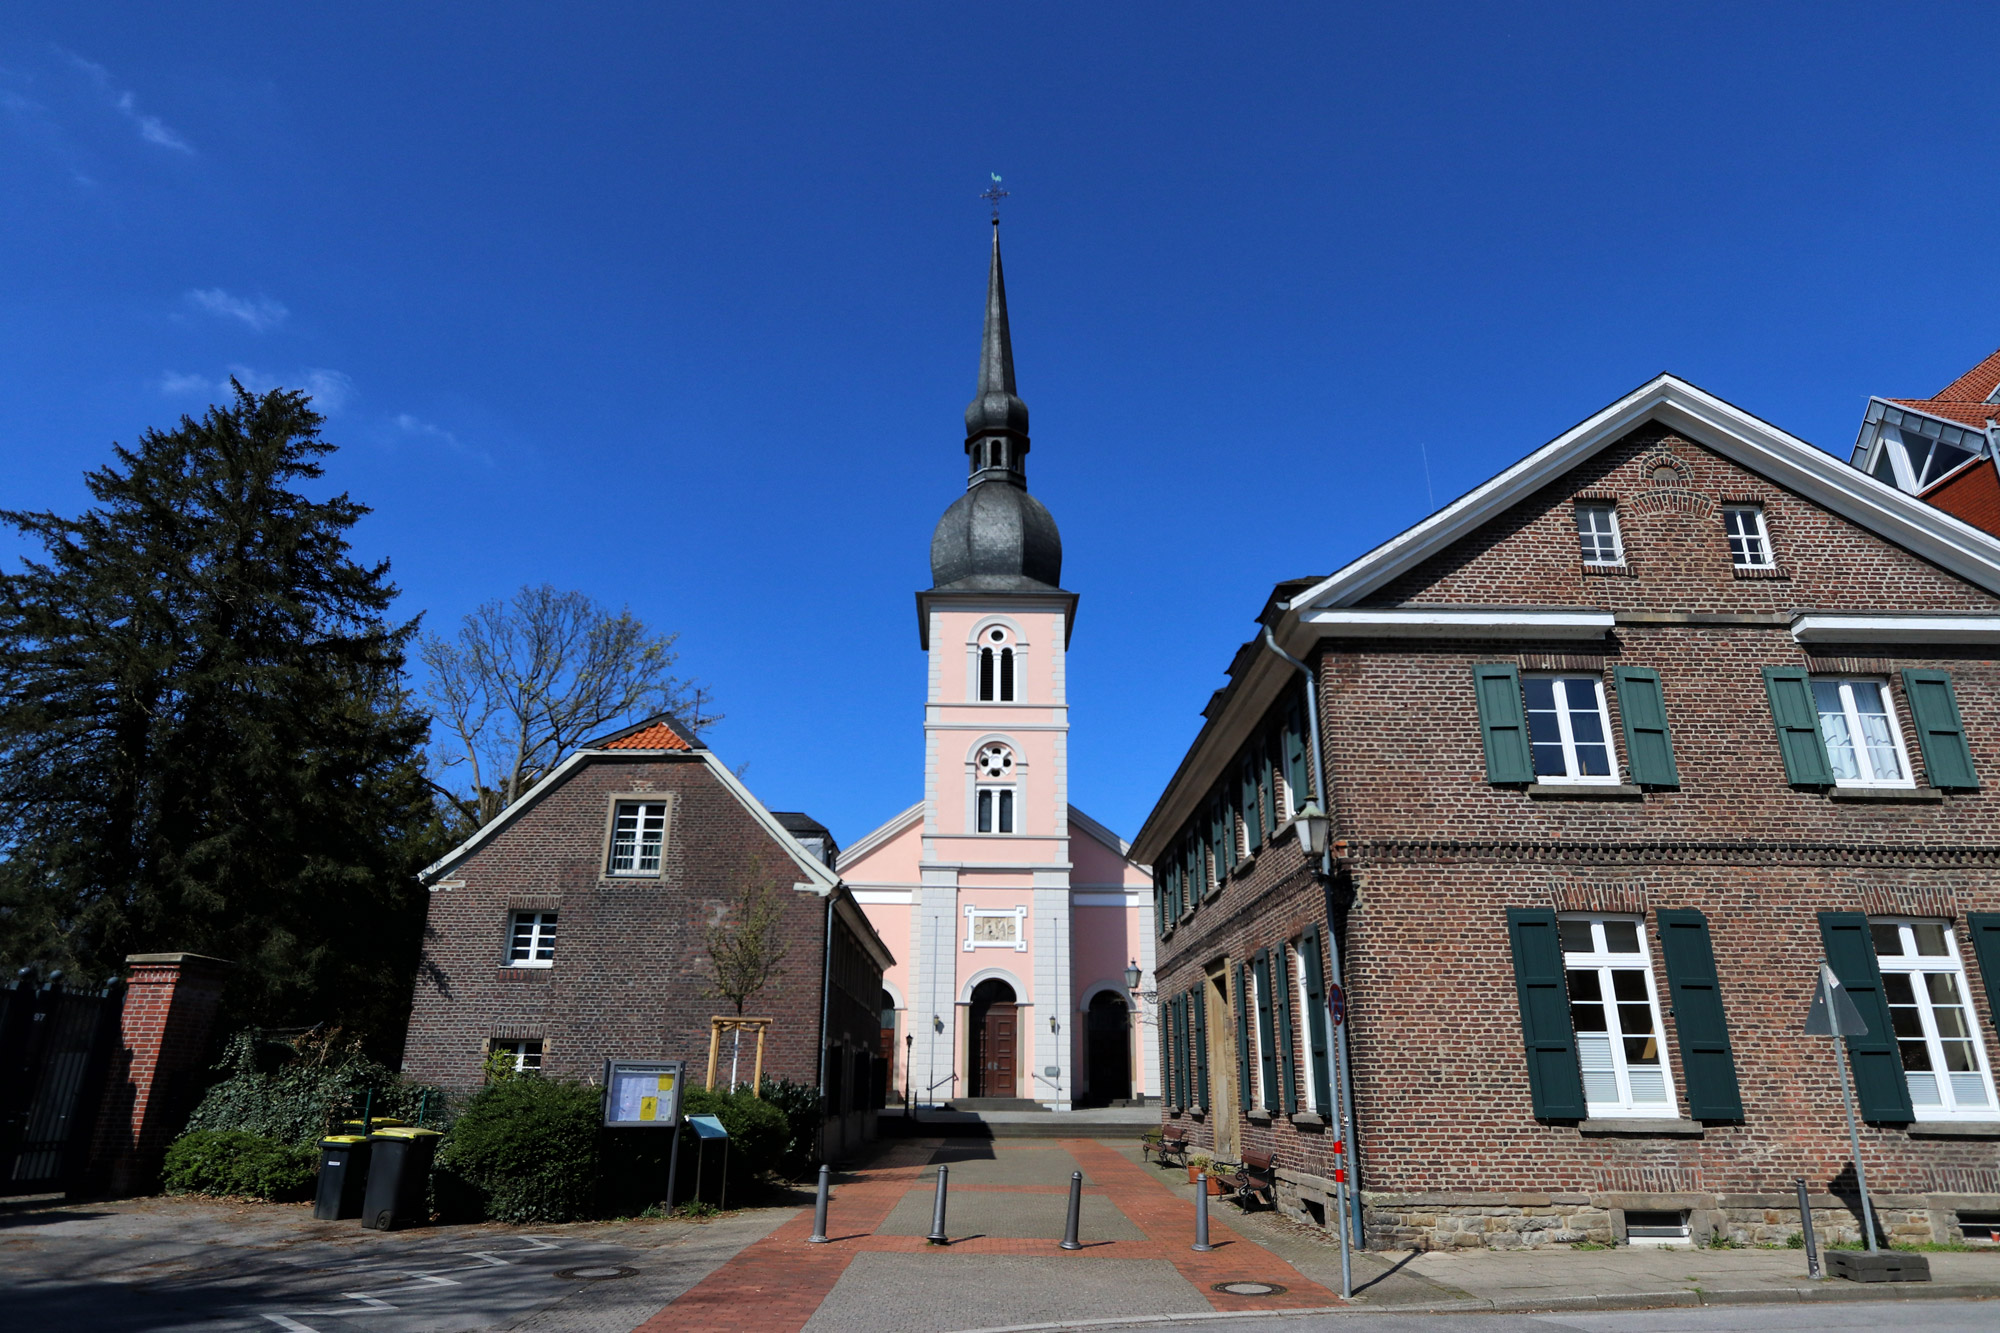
[603,1059,687,1210]
[1803,964,1878,1253]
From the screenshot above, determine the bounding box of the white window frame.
[1575,504,1624,566]
[1870,917,1999,1120]
[506,911,556,968]
[490,1038,543,1073]
[1244,964,1265,1109]
[1811,677,1915,789]
[1524,674,1620,785]
[1560,915,1678,1119]
[1289,938,1324,1113]
[1723,506,1774,569]
[607,801,668,875]
[975,785,1017,834]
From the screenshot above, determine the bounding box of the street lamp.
[1292,801,1330,857]
[1124,961,1156,1003]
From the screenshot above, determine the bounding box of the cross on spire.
[980,172,1009,224]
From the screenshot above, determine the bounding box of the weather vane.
[980,172,1009,223]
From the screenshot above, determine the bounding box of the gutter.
[1261,622,1364,1251]
[816,890,834,1164]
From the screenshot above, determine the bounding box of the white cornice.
[1295,607,1615,640]
[836,800,923,872]
[1791,613,2000,644]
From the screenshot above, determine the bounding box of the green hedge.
[435,1076,601,1224]
[185,1028,445,1146]
[163,1129,318,1201]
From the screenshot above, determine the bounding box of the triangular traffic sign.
[1803,963,1869,1037]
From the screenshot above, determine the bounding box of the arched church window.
[979,647,995,700]
[999,647,1015,701]
[977,742,1014,778]
[974,742,1017,834]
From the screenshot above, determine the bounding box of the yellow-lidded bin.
[314,1134,373,1221]
[360,1127,442,1231]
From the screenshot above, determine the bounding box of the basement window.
[1958,1212,2000,1243]
[1623,1209,1690,1246]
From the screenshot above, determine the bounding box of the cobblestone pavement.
[632,1138,1342,1333]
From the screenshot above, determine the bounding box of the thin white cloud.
[160,367,355,414]
[393,412,490,464]
[186,288,288,332]
[65,52,192,154]
[158,371,215,396]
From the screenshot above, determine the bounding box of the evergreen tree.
[0,384,443,1048]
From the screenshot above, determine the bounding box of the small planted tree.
[703,864,789,1016]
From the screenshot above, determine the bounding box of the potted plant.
[1186,1154,1212,1186]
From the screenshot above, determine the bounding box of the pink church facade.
[840,226,1156,1111]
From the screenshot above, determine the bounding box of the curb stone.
[947,1280,2000,1331]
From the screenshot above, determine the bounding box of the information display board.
[602,1059,685,1128]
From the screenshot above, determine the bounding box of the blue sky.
[5,4,2000,850]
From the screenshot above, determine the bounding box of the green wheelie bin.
[313,1134,372,1220]
[360,1127,441,1230]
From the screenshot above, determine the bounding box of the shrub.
[680,1086,789,1183]
[437,1076,601,1224]
[185,1028,447,1146]
[756,1077,823,1179]
[163,1129,317,1201]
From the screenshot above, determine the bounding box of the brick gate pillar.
[89,952,231,1195]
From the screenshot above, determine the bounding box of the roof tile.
[601,722,693,751]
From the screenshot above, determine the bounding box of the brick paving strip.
[1057,1139,1340,1314]
[634,1138,1339,1333]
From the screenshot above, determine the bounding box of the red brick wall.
[402,753,865,1095]
[89,953,230,1195]
[1153,422,2000,1229]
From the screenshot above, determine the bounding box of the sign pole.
[1327,990,1352,1300]
[666,1119,682,1211]
[1822,966,1879,1252]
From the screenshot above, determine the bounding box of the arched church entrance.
[967,978,1018,1099]
[1083,991,1132,1106]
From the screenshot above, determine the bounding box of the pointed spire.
[964,220,1030,452]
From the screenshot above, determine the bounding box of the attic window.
[1575,504,1623,566]
[1866,407,1987,492]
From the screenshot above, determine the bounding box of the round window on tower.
[976,743,1014,778]
[989,628,1005,643]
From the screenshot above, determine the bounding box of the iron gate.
[0,973,123,1195]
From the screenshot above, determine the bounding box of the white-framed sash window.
[507,911,556,967]
[1525,675,1618,783]
[1811,678,1913,788]
[1560,915,1677,1117]
[1871,918,1998,1119]
[608,801,668,874]
[1723,506,1774,568]
[490,1038,543,1074]
[1575,504,1624,566]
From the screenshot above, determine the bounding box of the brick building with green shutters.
[1132,374,2000,1250]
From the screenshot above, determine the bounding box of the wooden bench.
[1226,1149,1276,1208]
[1144,1127,1189,1167]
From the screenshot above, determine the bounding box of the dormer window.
[1575,504,1623,566]
[978,627,1016,702]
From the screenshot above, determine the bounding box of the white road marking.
[262,1317,322,1332]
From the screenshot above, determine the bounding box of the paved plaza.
[4,1136,1998,1331]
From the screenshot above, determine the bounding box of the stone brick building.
[1134,374,2000,1251]
[402,714,894,1158]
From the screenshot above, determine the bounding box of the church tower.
[840,222,1155,1113]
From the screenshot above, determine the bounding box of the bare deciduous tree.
[421,584,716,830]
[704,864,789,1015]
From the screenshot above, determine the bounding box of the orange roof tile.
[601,722,693,751]
[1934,347,2000,403]
[1889,398,1997,428]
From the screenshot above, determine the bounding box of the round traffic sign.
[1326,982,1346,1027]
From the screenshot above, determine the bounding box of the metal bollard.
[1797,1177,1821,1279]
[1059,1170,1083,1250]
[807,1164,831,1244]
[1192,1172,1215,1252]
[926,1163,950,1244]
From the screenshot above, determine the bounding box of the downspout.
[1262,622,1364,1249]
[817,889,835,1165]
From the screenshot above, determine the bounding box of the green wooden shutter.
[1275,943,1298,1116]
[1654,909,1743,1120]
[1158,994,1172,1109]
[1192,985,1209,1111]
[1613,667,1681,788]
[1236,964,1253,1111]
[1818,912,1915,1123]
[1154,882,1166,939]
[1762,667,1834,785]
[1285,702,1313,809]
[1505,908,1587,1119]
[1210,800,1231,881]
[1241,756,1263,849]
[1300,926,1333,1117]
[1259,735,1278,841]
[1253,948,1278,1111]
[1902,670,1980,790]
[1474,664,1534,784]
[1966,914,2000,1041]
[1220,789,1240,876]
